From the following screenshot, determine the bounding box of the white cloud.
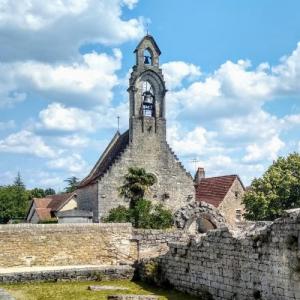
[284,114,300,126]
[166,43,300,123]
[0,0,144,62]
[162,61,201,89]
[0,130,56,158]
[0,0,88,30]
[47,153,87,174]
[167,124,219,156]
[243,136,285,163]
[37,100,129,133]
[38,103,95,132]
[57,134,90,148]
[0,49,122,107]
[216,110,281,143]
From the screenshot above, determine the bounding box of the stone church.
[77,35,195,222]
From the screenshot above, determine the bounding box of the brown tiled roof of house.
[78,130,129,188]
[45,193,74,211]
[27,192,75,221]
[195,175,241,208]
[35,208,52,220]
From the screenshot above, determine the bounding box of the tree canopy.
[64,176,80,193]
[0,173,57,224]
[243,152,300,221]
[0,173,29,223]
[118,167,156,207]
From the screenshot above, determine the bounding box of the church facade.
[77,35,195,222]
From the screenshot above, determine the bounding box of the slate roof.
[27,192,75,221]
[195,175,244,208]
[78,130,129,188]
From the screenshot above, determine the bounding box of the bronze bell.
[144,55,150,64]
[143,91,153,104]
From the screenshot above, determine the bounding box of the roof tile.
[195,175,237,207]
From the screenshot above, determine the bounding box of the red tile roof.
[195,175,240,208]
[27,193,75,221]
[35,208,52,220]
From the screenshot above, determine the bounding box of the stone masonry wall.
[218,178,245,227]
[0,223,135,268]
[133,229,189,260]
[77,183,98,222]
[0,224,187,269]
[97,140,195,221]
[155,209,300,300]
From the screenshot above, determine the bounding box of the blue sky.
[0,0,299,191]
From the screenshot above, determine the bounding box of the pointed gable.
[26,192,76,222]
[195,175,244,207]
[78,130,129,188]
[134,34,161,55]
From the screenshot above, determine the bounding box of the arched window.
[144,49,152,65]
[142,81,155,117]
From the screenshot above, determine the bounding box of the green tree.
[44,188,56,196]
[119,167,156,208]
[243,152,300,221]
[30,188,46,199]
[64,176,79,193]
[0,173,29,223]
[14,172,25,189]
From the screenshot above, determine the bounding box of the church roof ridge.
[78,130,129,188]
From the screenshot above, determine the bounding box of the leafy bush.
[38,218,58,224]
[151,203,174,229]
[104,205,130,223]
[104,199,173,229]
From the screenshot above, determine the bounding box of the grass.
[0,279,201,300]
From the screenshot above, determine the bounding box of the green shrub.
[150,203,174,229]
[104,205,130,223]
[104,199,173,229]
[38,218,58,224]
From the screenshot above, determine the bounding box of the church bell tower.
[128,35,167,144]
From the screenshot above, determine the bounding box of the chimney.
[194,167,205,185]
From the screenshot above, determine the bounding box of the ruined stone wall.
[155,209,300,300]
[133,229,189,260]
[0,223,135,268]
[0,224,188,269]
